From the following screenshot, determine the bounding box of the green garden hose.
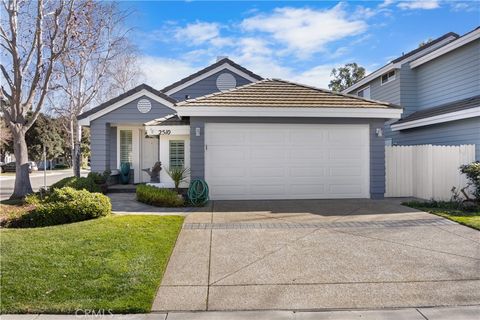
[187,179,209,206]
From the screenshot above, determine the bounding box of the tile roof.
[77,84,176,120]
[177,79,401,109]
[394,95,480,125]
[160,58,263,93]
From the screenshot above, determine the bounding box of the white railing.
[385,145,476,200]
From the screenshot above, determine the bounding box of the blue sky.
[119,0,479,88]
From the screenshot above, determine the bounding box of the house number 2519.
[159,130,171,135]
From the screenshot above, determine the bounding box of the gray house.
[343,27,480,160]
[78,58,402,200]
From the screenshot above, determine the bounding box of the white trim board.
[177,106,403,119]
[78,89,176,126]
[410,29,480,69]
[164,63,260,95]
[391,106,480,131]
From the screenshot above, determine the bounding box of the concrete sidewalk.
[2,306,480,319]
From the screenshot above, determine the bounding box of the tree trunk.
[10,127,33,199]
[73,120,81,177]
[70,119,77,176]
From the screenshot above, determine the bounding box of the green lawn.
[1,215,184,314]
[404,202,480,230]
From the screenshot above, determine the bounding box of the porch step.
[107,184,137,193]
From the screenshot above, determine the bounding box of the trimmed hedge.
[51,176,101,193]
[8,187,111,228]
[136,184,184,207]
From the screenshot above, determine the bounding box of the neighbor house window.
[120,130,133,164]
[169,140,185,169]
[381,70,396,85]
[357,86,371,99]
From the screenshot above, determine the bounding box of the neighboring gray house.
[343,27,480,160]
[78,58,402,200]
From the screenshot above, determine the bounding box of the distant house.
[343,27,480,160]
[78,57,402,200]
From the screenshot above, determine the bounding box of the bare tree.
[0,0,79,198]
[51,2,138,177]
[97,44,144,102]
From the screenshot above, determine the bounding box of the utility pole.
[43,144,47,190]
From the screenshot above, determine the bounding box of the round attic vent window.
[137,99,152,113]
[216,72,236,91]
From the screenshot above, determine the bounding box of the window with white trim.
[357,86,371,99]
[169,140,185,169]
[120,130,133,164]
[381,70,396,85]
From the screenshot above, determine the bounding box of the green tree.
[25,114,64,161]
[328,63,366,92]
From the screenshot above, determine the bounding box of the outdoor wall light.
[376,128,383,137]
[195,127,201,136]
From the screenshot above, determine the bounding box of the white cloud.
[290,65,337,89]
[174,22,221,45]
[449,2,479,12]
[397,1,440,10]
[241,4,368,58]
[138,56,198,89]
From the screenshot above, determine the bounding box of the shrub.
[460,161,480,200]
[51,176,101,193]
[54,164,69,169]
[9,187,111,228]
[166,166,190,193]
[136,184,184,207]
[87,172,105,184]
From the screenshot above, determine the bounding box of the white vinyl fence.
[385,145,476,200]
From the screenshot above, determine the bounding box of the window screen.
[169,140,185,169]
[120,130,133,164]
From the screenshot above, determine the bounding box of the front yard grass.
[403,201,480,230]
[1,215,184,314]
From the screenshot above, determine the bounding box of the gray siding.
[392,117,480,160]
[416,40,480,109]
[367,71,401,106]
[169,69,253,101]
[190,117,387,199]
[89,95,175,172]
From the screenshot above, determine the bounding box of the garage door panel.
[289,149,327,160]
[250,167,286,177]
[249,130,287,145]
[329,184,364,194]
[290,167,326,177]
[208,130,247,145]
[290,183,326,196]
[205,123,369,200]
[251,148,286,160]
[329,149,364,160]
[329,167,363,177]
[289,129,325,146]
[327,129,367,145]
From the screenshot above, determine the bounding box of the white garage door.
[205,123,370,200]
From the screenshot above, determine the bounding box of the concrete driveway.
[152,199,480,311]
